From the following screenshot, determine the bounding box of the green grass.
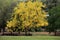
[0,36,60,40]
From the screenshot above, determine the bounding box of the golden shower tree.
[7,1,48,33]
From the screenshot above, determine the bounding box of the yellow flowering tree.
[7,1,48,34]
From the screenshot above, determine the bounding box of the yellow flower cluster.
[7,1,48,29]
[7,18,18,28]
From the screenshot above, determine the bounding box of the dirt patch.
[0,32,60,36]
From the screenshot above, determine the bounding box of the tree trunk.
[18,31,20,35]
[54,31,56,36]
[2,28,5,35]
[25,27,28,36]
[11,32,12,35]
[49,31,51,34]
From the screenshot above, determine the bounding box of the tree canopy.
[47,6,60,34]
[6,1,48,32]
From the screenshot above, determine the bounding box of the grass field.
[0,36,60,40]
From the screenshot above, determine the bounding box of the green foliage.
[0,0,18,32]
[47,6,60,32]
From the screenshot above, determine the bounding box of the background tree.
[45,0,57,11]
[0,0,18,34]
[46,6,60,36]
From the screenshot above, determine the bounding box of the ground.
[0,36,60,40]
